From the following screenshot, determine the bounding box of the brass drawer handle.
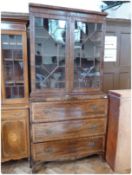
[45,147,53,153]
[88,142,96,147]
[44,109,63,114]
[69,146,75,152]
[69,142,76,152]
[46,129,53,135]
[91,105,97,110]
[88,124,97,129]
[43,109,51,114]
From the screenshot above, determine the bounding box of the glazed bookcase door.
[30,10,106,97]
[31,14,69,95]
[71,19,104,93]
[1,31,28,104]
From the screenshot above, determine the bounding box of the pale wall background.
[0,0,102,12]
[103,2,131,19]
[0,0,131,19]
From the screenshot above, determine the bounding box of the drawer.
[32,118,106,143]
[31,99,107,122]
[32,136,104,161]
[2,109,28,121]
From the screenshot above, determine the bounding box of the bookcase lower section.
[29,97,107,172]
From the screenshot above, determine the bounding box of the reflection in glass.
[6,84,24,98]
[35,17,66,89]
[2,34,24,98]
[74,22,102,89]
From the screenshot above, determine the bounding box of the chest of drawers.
[30,97,107,172]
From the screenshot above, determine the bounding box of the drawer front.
[2,109,28,121]
[32,136,104,161]
[31,99,107,122]
[32,118,106,143]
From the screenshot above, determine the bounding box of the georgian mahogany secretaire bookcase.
[28,3,107,172]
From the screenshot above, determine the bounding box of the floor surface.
[1,156,130,174]
[1,155,115,174]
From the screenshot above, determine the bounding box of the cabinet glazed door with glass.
[73,21,103,92]
[34,17,67,91]
[30,12,105,97]
[1,32,28,103]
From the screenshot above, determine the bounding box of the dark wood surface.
[32,118,106,143]
[2,109,28,120]
[1,109,29,162]
[106,90,131,172]
[106,89,131,172]
[30,98,107,166]
[32,136,105,161]
[105,95,119,169]
[29,3,107,16]
[31,99,107,122]
[1,12,29,22]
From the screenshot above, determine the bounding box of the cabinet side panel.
[106,95,119,170]
[115,97,131,172]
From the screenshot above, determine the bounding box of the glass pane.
[5,84,24,98]
[4,61,14,81]
[35,17,66,89]
[13,50,22,60]
[74,22,102,89]
[2,34,24,99]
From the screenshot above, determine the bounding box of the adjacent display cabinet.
[1,13,29,162]
[106,90,131,173]
[29,3,107,172]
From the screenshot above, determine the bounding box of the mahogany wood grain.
[1,12,29,22]
[1,109,29,162]
[31,99,107,122]
[30,91,107,102]
[105,94,120,169]
[2,103,29,110]
[32,136,104,161]
[106,90,131,172]
[2,109,28,121]
[29,3,107,16]
[32,118,106,143]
